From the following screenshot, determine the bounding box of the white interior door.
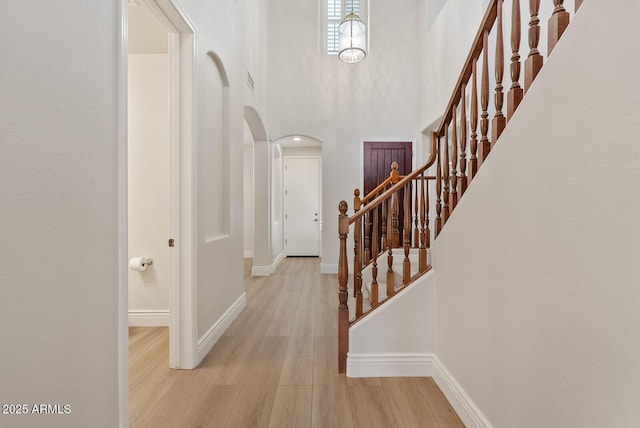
[285,157,320,256]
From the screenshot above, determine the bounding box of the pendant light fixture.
[338,9,366,63]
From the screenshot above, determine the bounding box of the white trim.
[251,265,272,276]
[433,356,493,428]
[196,293,247,363]
[346,353,434,377]
[244,250,254,258]
[117,0,129,426]
[320,263,338,274]
[271,251,285,273]
[320,263,356,274]
[128,310,170,326]
[252,251,285,276]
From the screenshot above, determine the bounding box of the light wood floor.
[129,257,463,428]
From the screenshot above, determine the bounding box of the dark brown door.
[363,142,412,248]
[363,142,413,195]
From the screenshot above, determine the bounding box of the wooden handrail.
[337,0,579,374]
[436,0,498,137]
[350,134,438,224]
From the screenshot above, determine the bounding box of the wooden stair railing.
[338,0,580,374]
[338,134,437,373]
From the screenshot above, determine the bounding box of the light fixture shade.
[338,11,366,63]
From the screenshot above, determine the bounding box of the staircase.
[337,0,583,374]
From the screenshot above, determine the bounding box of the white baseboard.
[244,250,254,258]
[128,310,169,326]
[433,356,493,428]
[271,251,284,274]
[251,252,285,276]
[196,293,247,363]
[252,265,271,276]
[347,353,434,377]
[320,263,337,274]
[320,263,354,275]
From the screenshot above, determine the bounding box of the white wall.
[128,54,170,323]
[420,0,486,128]
[266,0,423,270]
[271,145,284,260]
[433,2,640,426]
[0,2,121,426]
[348,271,435,377]
[165,0,250,347]
[243,122,255,257]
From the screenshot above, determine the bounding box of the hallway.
[129,258,463,427]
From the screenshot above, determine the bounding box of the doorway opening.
[127,0,170,332]
[124,0,197,379]
[275,136,323,258]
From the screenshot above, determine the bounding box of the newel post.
[337,201,350,374]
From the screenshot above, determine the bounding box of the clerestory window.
[325,0,367,55]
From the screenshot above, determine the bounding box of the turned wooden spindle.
[418,173,428,271]
[403,183,411,284]
[442,126,451,224]
[354,216,363,317]
[435,137,443,237]
[364,210,371,264]
[386,198,395,297]
[337,201,349,374]
[575,0,583,11]
[548,0,570,55]
[451,105,458,211]
[413,179,419,247]
[381,194,388,251]
[469,58,479,180]
[525,0,543,93]
[371,206,379,307]
[391,190,399,248]
[492,0,506,144]
[479,30,491,165]
[459,83,468,197]
[507,0,523,120]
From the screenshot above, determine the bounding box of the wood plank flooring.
[129,257,464,428]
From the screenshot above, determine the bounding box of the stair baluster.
[451,105,458,211]
[442,126,451,224]
[459,84,468,197]
[548,0,570,54]
[525,0,543,92]
[469,59,479,180]
[387,197,396,297]
[492,0,506,144]
[507,0,523,120]
[371,206,379,307]
[435,136,443,237]
[479,30,491,164]
[354,215,363,317]
[403,182,411,284]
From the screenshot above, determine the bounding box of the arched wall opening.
[243,106,272,275]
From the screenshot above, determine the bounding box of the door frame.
[283,156,322,257]
[118,0,197,425]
